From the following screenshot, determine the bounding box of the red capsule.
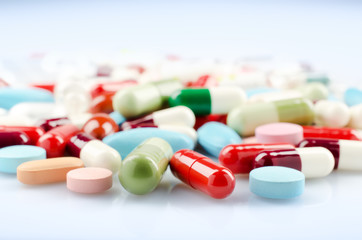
[36,124,80,158]
[81,113,119,139]
[219,143,295,174]
[90,80,138,98]
[194,114,227,130]
[38,117,71,132]
[67,133,95,158]
[170,149,235,199]
[185,75,218,88]
[30,83,56,93]
[0,130,31,148]
[302,126,361,141]
[0,126,45,145]
[89,92,114,114]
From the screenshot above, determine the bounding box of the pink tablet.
[255,122,303,146]
[67,167,113,194]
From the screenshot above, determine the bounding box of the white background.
[1,1,362,239]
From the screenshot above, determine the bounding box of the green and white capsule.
[227,98,315,137]
[118,137,173,195]
[113,79,182,118]
[168,87,247,116]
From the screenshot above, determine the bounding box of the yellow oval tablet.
[17,157,84,184]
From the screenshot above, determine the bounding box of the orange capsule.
[81,113,119,139]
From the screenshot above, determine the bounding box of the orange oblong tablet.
[67,167,113,194]
[17,157,84,184]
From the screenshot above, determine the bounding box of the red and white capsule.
[170,149,235,199]
[219,143,295,174]
[298,138,362,170]
[254,147,334,178]
[302,125,362,141]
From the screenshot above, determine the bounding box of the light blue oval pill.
[0,87,54,110]
[109,111,126,126]
[197,122,242,157]
[103,128,195,158]
[0,145,47,174]
[249,166,305,199]
[344,88,362,106]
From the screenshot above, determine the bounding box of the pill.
[9,102,66,123]
[227,98,315,137]
[254,147,334,178]
[157,125,198,143]
[90,80,138,98]
[170,149,235,199]
[344,87,362,106]
[0,126,45,145]
[348,103,362,129]
[119,137,173,195]
[67,167,113,194]
[68,133,122,173]
[120,106,195,130]
[0,145,46,173]
[249,166,305,199]
[0,130,31,148]
[305,72,330,85]
[103,128,195,158]
[81,113,119,139]
[37,124,80,158]
[113,79,182,118]
[17,157,84,184]
[169,87,247,116]
[89,92,114,114]
[38,117,72,132]
[0,87,54,110]
[255,122,303,146]
[109,111,126,126]
[314,100,350,128]
[298,138,362,170]
[197,122,242,157]
[219,143,295,174]
[194,114,227,130]
[302,125,361,140]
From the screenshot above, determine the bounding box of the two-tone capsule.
[298,138,362,170]
[169,87,246,116]
[170,149,235,199]
[227,98,314,136]
[302,126,362,141]
[254,147,334,178]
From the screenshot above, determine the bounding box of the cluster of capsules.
[1,55,362,199]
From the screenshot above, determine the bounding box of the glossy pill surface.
[197,122,242,157]
[170,149,235,199]
[67,167,113,194]
[249,166,305,199]
[302,125,361,140]
[0,130,31,148]
[82,113,119,139]
[119,137,173,195]
[17,157,84,184]
[0,126,45,145]
[103,128,195,158]
[219,143,295,174]
[0,145,46,173]
[67,133,96,158]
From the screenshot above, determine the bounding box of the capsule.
[37,124,80,158]
[38,117,72,132]
[81,113,119,139]
[254,147,334,178]
[113,79,182,118]
[219,143,295,174]
[227,98,314,137]
[314,100,350,128]
[67,133,122,173]
[0,131,31,148]
[119,137,173,195]
[349,103,362,129]
[169,87,246,116]
[302,125,361,140]
[298,138,362,170]
[194,114,227,130]
[170,149,235,199]
[121,106,195,130]
[89,92,114,114]
[0,126,45,145]
[90,80,138,98]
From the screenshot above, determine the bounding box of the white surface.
[210,87,247,114]
[296,147,334,178]
[153,106,196,127]
[1,0,362,239]
[338,140,362,170]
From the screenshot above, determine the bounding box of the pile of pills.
[0,54,362,200]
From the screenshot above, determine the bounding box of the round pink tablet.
[255,122,303,146]
[67,167,113,194]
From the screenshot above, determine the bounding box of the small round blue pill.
[249,166,305,199]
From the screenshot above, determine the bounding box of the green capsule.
[112,79,182,118]
[119,137,173,195]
